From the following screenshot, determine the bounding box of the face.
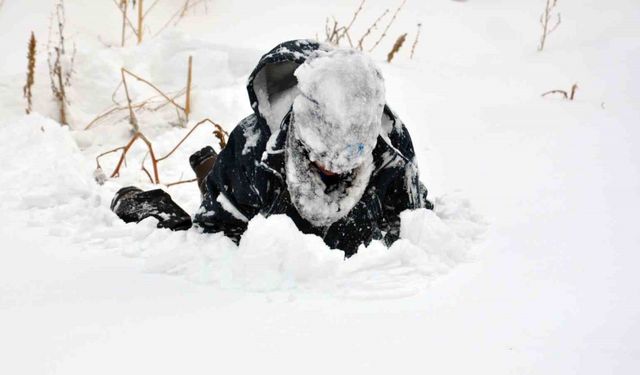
[313,161,337,176]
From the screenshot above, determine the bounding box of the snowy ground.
[1,0,639,373]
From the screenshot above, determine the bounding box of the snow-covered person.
[111,40,433,257]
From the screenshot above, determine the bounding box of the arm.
[193,115,269,242]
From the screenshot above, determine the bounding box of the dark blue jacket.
[194,40,432,256]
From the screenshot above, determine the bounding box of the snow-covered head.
[291,49,386,174]
[285,49,385,227]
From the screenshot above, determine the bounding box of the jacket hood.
[246,39,331,133]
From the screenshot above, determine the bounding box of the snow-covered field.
[1,0,639,373]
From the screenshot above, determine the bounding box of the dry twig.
[538,0,561,51]
[369,0,406,52]
[357,9,389,50]
[137,0,144,44]
[185,55,193,122]
[85,87,186,130]
[410,23,421,59]
[47,0,75,126]
[95,118,228,185]
[325,0,366,47]
[541,83,578,100]
[117,66,188,128]
[166,178,197,187]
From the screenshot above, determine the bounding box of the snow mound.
[0,116,486,298]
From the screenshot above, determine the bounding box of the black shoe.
[189,146,217,171]
[111,187,192,231]
[189,146,218,195]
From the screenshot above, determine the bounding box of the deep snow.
[1,0,639,374]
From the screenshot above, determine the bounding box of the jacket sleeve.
[379,118,434,245]
[379,159,433,246]
[193,115,269,242]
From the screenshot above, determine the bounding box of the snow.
[0,113,480,296]
[285,122,375,227]
[292,49,385,174]
[1,0,640,374]
[254,76,301,132]
[216,193,249,222]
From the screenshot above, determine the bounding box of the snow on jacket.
[194,40,433,257]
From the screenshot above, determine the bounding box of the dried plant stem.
[112,0,137,42]
[121,67,186,113]
[369,0,406,52]
[166,178,198,188]
[48,0,74,126]
[96,118,228,185]
[153,0,209,38]
[346,0,366,32]
[120,0,127,46]
[569,83,578,100]
[357,9,389,51]
[180,0,191,17]
[111,132,159,182]
[410,23,421,59]
[23,32,36,114]
[325,0,365,47]
[57,72,68,125]
[541,82,578,101]
[387,33,407,63]
[137,0,144,44]
[143,0,162,18]
[538,0,561,51]
[85,87,186,130]
[541,89,568,99]
[157,118,227,164]
[185,55,193,122]
[121,68,139,130]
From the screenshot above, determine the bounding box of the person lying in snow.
[111,40,433,257]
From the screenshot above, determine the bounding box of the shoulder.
[380,105,417,161]
[225,114,271,160]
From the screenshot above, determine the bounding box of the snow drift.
[1,114,485,297]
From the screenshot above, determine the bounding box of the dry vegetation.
[95,118,227,186]
[386,33,406,63]
[323,0,420,61]
[23,32,36,115]
[47,0,75,126]
[542,83,578,101]
[89,52,229,187]
[114,0,211,46]
[538,0,561,51]
[410,23,421,59]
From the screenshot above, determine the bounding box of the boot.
[110,187,192,231]
[189,146,218,195]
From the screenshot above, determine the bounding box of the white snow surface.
[1,0,639,374]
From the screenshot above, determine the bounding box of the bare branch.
[538,0,561,51]
[357,9,389,51]
[122,68,186,112]
[166,178,197,188]
[369,0,406,52]
[410,23,421,59]
[541,89,568,99]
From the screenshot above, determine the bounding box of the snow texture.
[283,49,388,226]
[285,122,374,227]
[3,0,638,373]
[292,49,386,174]
[0,115,484,295]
